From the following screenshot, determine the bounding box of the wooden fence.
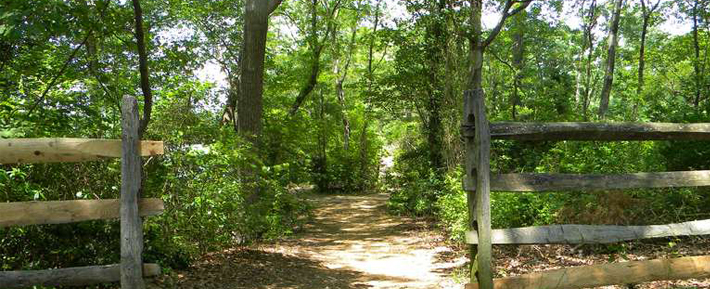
[0,96,164,288]
[462,89,710,289]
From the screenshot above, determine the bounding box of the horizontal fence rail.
[0,138,163,164]
[464,170,710,192]
[0,199,164,227]
[0,264,160,288]
[461,122,710,141]
[466,255,710,289]
[466,219,710,245]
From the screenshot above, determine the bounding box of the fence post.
[463,89,493,289]
[121,95,145,289]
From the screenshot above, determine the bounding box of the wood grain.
[464,170,710,192]
[0,264,160,288]
[472,89,493,289]
[121,95,145,289]
[465,255,710,289]
[466,219,710,244]
[0,138,163,164]
[461,122,710,141]
[0,198,164,227]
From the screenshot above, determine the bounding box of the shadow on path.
[156,193,465,289]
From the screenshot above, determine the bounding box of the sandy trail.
[162,193,465,289]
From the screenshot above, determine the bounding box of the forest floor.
[154,193,466,289]
[154,193,710,289]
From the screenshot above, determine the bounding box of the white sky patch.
[196,61,229,89]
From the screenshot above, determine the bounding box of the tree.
[635,0,662,118]
[576,0,600,120]
[466,2,531,288]
[511,11,526,120]
[599,0,624,119]
[238,0,283,143]
[359,0,381,189]
[289,0,341,115]
[332,11,358,151]
[424,0,447,177]
[688,0,708,107]
[131,0,154,138]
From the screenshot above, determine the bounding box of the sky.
[196,0,694,88]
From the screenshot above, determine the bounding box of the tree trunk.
[635,15,649,119]
[582,0,597,121]
[223,76,239,131]
[238,0,282,204]
[511,11,525,120]
[426,0,446,174]
[314,88,328,192]
[599,0,624,119]
[336,74,350,151]
[131,0,153,138]
[635,0,660,119]
[692,0,702,108]
[239,0,281,143]
[333,25,357,151]
[290,0,339,116]
[359,1,381,189]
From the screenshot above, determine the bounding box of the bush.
[0,131,313,273]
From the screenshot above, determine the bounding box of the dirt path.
[161,193,465,289]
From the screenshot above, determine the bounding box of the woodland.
[1,0,710,288]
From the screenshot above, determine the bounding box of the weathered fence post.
[463,89,493,289]
[121,95,145,289]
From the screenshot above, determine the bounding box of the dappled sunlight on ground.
[156,193,465,289]
[267,194,465,288]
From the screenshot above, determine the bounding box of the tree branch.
[132,0,153,138]
[481,0,532,49]
[268,0,284,15]
[25,1,111,118]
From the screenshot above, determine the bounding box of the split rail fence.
[0,96,164,288]
[462,89,710,289]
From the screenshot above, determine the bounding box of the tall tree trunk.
[426,0,446,175]
[290,0,340,116]
[223,76,239,131]
[131,0,153,138]
[359,1,381,189]
[239,0,282,205]
[582,0,597,121]
[635,15,649,119]
[314,88,328,192]
[574,49,584,107]
[635,0,661,119]
[335,70,351,151]
[599,0,624,119]
[333,24,357,151]
[238,0,283,142]
[692,0,703,108]
[239,0,269,143]
[511,11,525,120]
